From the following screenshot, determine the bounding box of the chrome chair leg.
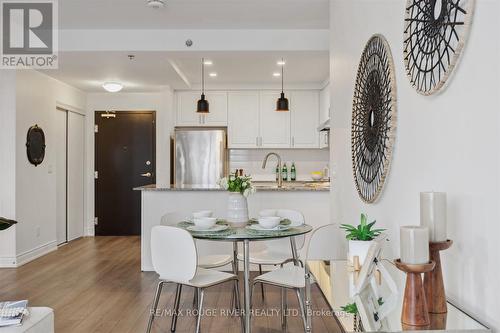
[234,279,244,332]
[146,281,164,333]
[193,287,198,308]
[281,287,287,329]
[296,288,308,333]
[258,264,265,301]
[170,284,182,332]
[195,288,205,333]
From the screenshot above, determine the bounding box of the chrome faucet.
[262,152,283,188]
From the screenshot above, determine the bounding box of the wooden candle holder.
[424,240,453,314]
[395,259,436,327]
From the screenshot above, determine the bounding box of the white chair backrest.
[151,225,197,283]
[263,209,306,252]
[161,211,232,255]
[306,224,344,261]
[161,212,189,226]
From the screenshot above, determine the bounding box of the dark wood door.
[95,111,156,235]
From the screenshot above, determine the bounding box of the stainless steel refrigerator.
[173,127,228,187]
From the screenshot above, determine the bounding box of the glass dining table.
[177,220,314,333]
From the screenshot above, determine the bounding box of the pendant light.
[276,58,289,111]
[197,57,209,113]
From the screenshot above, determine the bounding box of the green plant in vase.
[219,173,256,225]
[340,213,385,264]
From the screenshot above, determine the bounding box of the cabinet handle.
[256,137,259,146]
[292,136,295,147]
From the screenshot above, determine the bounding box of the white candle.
[420,192,447,242]
[400,226,429,265]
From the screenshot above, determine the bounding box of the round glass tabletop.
[177,220,313,241]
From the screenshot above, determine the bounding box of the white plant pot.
[227,192,249,226]
[348,240,374,266]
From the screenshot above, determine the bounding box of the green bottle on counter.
[282,163,288,182]
[290,162,296,181]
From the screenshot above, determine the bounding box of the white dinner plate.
[187,225,229,232]
[246,224,291,232]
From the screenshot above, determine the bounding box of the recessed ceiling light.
[203,60,213,65]
[277,60,286,66]
[146,0,165,9]
[273,72,281,77]
[209,72,217,77]
[102,82,123,93]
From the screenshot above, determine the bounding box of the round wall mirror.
[26,125,46,166]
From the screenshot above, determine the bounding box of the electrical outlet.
[36,226,40,237]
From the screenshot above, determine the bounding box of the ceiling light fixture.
[273,72,281,77]
[277,60,286,66]
[196,58,209,113]
[146,0,165,9]
[102,82,123,93]
[276,58,289,112]
[203,60,213,65]
[209,72,217,77]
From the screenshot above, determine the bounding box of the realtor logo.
[1,0,58,68]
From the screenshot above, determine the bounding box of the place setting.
[178,211,232,235]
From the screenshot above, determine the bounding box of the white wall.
[14,70,86,264]
[330,0,500,329]
[0,70,17,266]
[85,91,175,235]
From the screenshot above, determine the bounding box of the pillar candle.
[420,192,447,242]
[400,226,429,265]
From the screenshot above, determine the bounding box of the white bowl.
[259,210,277,217]
[258,216,281,229]
[311,173,323,181]
[193,217,217,229]
[193,210,213,218]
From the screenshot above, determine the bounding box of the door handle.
[141,172,152,178]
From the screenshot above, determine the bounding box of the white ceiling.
[40,51,329,92]
[59,0,330,30]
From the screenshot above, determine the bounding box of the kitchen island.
[135,182,330,271]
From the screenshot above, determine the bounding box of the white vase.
[348,240,374,266]
[227,192,249,226]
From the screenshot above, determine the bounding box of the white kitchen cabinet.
[290,90,319,148]
[259,91,291,148]
[319,83,330,124]
[228,91,260,148]
[176,91,228,126]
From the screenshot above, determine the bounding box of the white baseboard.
[15,240,57,267]
[0,257,17,267]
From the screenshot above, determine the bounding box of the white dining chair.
[238,209,306,299]
[251,224,339,332]
[160,212,238,330]
[146,225,241,333]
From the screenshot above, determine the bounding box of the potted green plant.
[218,173,256,225]
[0,217,17,231]
[340,213,385,265]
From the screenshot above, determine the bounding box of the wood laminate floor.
[0,237,342,333]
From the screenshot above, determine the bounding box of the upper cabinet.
[228,91,260,148]
[290,91,319,148]
[177,89,322,149]
[259,91,291,148]
[319,83,330,124]
[176,91,228,126]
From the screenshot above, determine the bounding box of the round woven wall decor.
[404,0,475,95]
[352,34,397,204]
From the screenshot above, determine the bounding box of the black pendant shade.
[276,92,289,111]
[276,58,289,112]
[197,58,209,113]
[197,93,209,113]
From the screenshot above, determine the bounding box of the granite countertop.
[134,181,330,192]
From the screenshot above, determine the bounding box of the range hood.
[317,119,330,132]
